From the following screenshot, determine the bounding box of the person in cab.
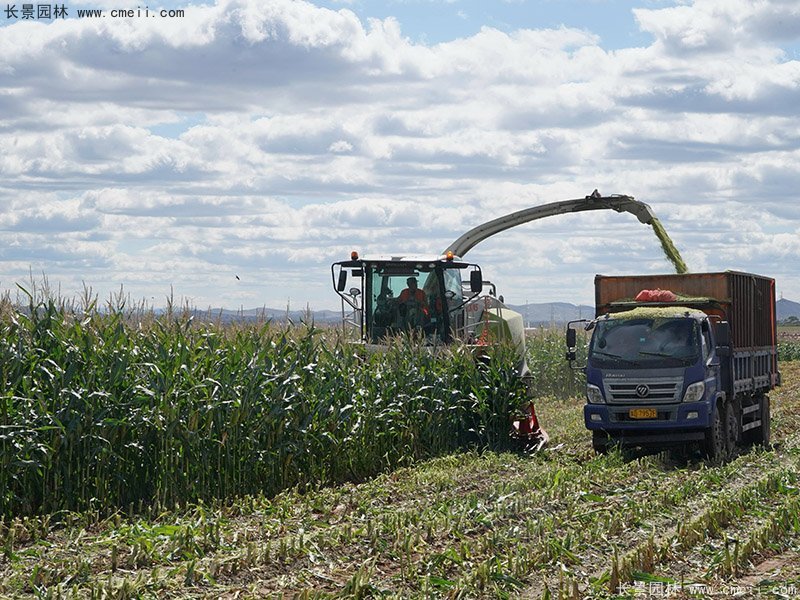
[399,277,429,327]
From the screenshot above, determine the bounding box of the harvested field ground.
[779,326,800,342]
[1,363,799,599]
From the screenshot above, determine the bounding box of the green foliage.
[779,340,800,361]
[526,327,587,398]
[0,298,530,519]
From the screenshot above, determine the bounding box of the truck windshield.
[589,317,701,368]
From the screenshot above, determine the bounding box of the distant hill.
[777,298,800,322]
[188,302,596,327]
[506,302,595,326]
[509,298,800,326]
[189,298,800,327]
[190,307,342,325]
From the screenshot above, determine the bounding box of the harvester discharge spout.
[607,195,656,226]
[444,191,656,258]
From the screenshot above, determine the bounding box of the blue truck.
[566,271,780,459]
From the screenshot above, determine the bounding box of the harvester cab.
[331,251,485,346]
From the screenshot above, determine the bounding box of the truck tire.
[592,431,610,455]
[753,395,771,447]
[704,403,728,462]
[725,400,739,458]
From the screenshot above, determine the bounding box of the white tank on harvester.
[331,191,659,451]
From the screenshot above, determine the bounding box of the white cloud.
[634,0,800,54]
[0,0,799,308]
[328,139,354,152]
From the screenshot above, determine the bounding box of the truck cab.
[579,307,721,452]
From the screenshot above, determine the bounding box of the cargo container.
[566,271,779,459]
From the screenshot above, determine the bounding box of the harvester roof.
[355,254,462,263]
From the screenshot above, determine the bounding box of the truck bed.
[594,271,779,393]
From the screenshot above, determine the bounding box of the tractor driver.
[399,277,429,325]
[399,277,428,308]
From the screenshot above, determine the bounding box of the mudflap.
[511,402,549,452]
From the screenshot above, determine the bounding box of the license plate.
[629,408,657,419]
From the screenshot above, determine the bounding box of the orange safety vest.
[399,288,429,316]
[399,288,427,305]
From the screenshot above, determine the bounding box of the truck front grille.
[604,377,683,404]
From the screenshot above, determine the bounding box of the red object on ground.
[511,402,548,451]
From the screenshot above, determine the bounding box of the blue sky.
[1,0,799,310]
[313,0,662,47]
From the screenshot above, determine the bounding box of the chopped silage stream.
[2,362,798,599]
[650,216,689,274]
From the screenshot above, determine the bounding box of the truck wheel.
[753,395,771,447]
[667,445,691,463]
[725,401,738,458]
[704,403,727,462]
[592,431,610,455]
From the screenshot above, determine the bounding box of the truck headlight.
[682,381,705,403]
[587,384,605,404]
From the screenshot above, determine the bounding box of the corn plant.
[526,327,587,398]
[779,340,800,361]
[0,296,529,518]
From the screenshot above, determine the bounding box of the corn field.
[1,364,797,598]
[2,295,800,598]
[0,296,533,519]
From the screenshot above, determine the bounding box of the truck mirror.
[470,270,483,293]
[566,327,576,348]
[565,319,590,369]
[336,270,347,292]
[715,321,731,347]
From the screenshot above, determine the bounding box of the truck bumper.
[584,401,711,440]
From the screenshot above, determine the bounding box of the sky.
[1,0,799,311]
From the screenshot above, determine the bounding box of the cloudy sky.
[1,0,799,311]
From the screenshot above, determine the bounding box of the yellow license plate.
[629,408,657,419]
